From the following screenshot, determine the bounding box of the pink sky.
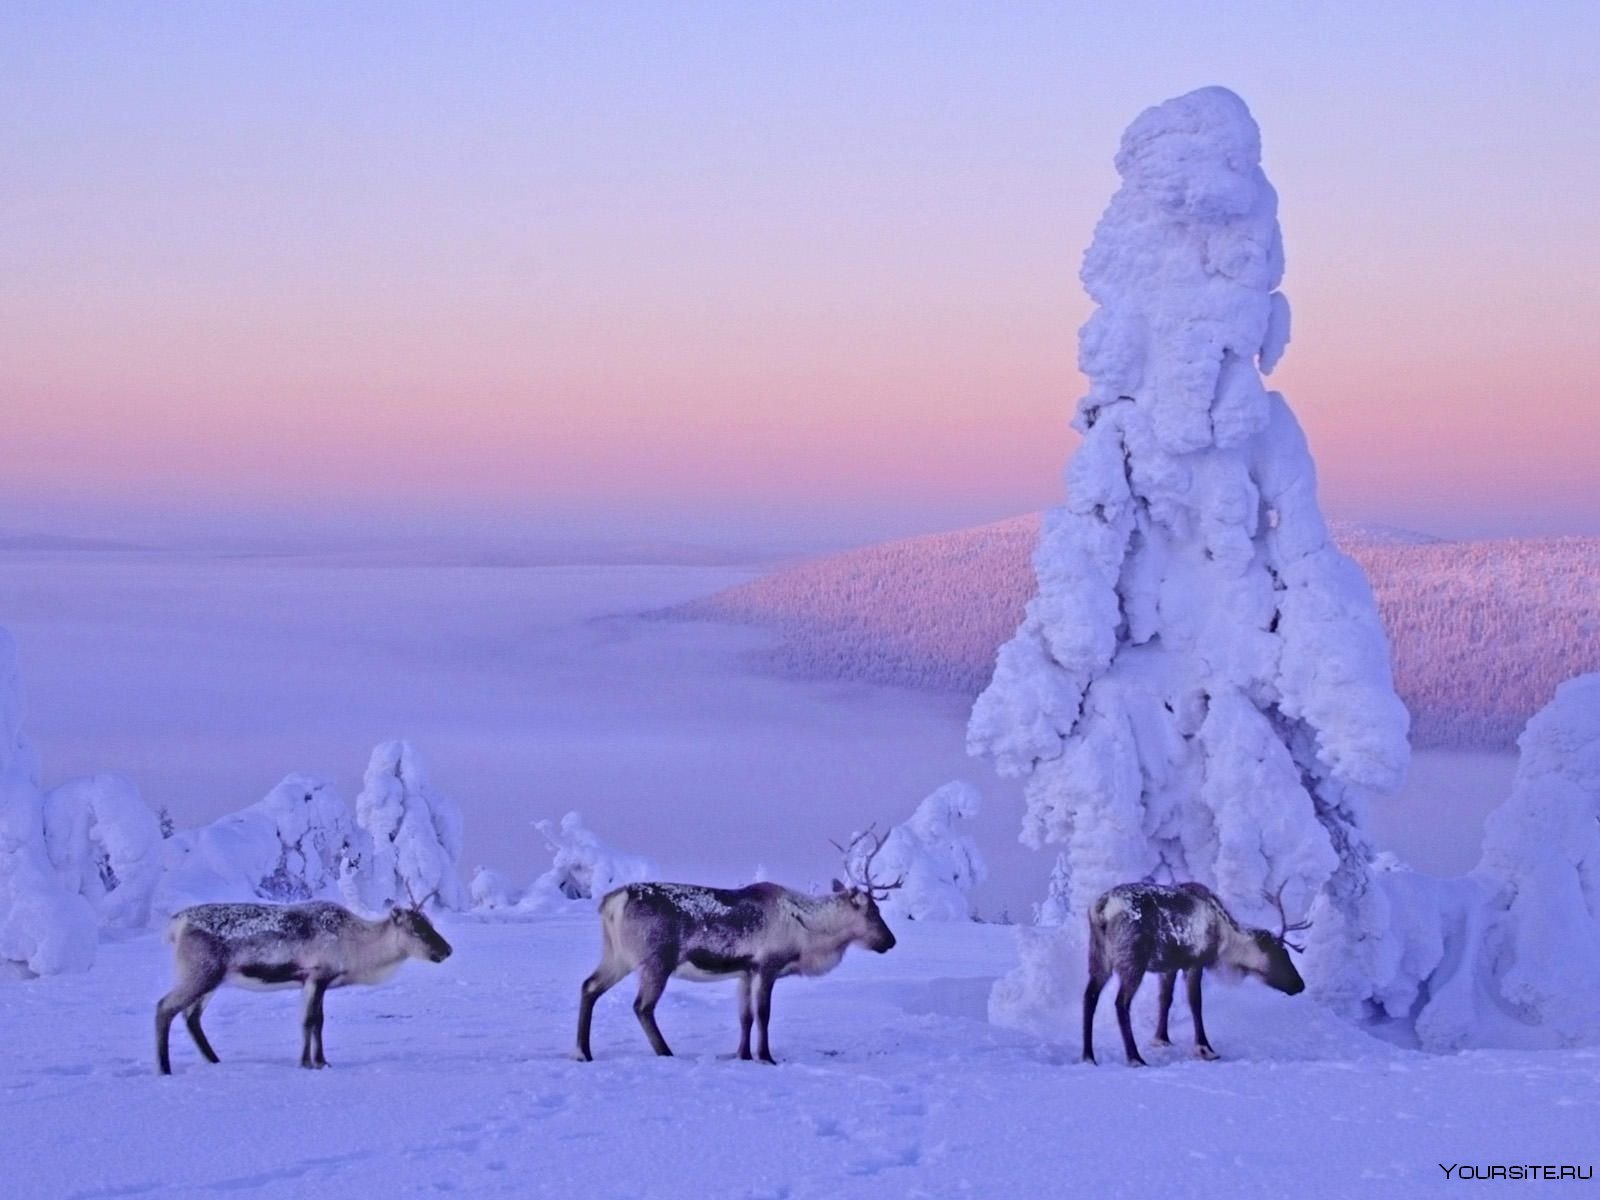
[4,3,1597,543]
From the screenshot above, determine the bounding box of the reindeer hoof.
[1081,1055,1097,1066]
[1195,1046,1220,1061]
[758,1052,777,1065]
[1126,1057,1148,1068]
[1151,1035,1172,1047]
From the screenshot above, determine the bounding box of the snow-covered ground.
[7,917,1595,1198]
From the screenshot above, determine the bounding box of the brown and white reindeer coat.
[155,897,452,1074]
[576,829,901,1063]
[1082,881,1308,1066]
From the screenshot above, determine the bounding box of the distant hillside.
[672,517,1600,750]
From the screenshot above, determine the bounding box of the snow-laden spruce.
[0,628,98,975]
[841,782,986,921]
[969,87,1409,1009]
[355,740,467,910]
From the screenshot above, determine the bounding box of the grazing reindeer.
[155,896,452,1075]
[1081,881,1308,1067]
[576,828,901,1063]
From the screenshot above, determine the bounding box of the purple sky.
[4,2,1597,546]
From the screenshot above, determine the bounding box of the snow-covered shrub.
[522,812,654,909]
[469,866,517,911]
[1412,675,1600,1048]
[354,740,466,910]
[154,774,366,915]
[0,628,97,975]
[43,774,163,929]
[968,87,1408,1011]
[843,782,986,921]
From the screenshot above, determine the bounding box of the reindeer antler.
[829,825,905,899]
[401,880,441,912]
[1262,881,1313,953]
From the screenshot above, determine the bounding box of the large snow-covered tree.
[969,87,1409,1007]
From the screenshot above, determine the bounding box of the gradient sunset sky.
[4,2,1597,545]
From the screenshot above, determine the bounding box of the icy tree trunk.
[969,87,1409,1009]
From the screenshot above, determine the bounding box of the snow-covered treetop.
[1078,85,1289,453]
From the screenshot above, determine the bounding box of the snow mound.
[43,773,163,929]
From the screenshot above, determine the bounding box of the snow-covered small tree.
[0,628,97,975]
[1415,674,1600,1047]
[521,812,654,909]
[969,87,1409,1010]
[843,782,987,921]
[43,773,163,929]
[1033,854,1073,928]
[354,740,466,911]
[155,774,366,914]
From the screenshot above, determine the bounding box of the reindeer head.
[829,826,902,953]
[1249,882,1310,995]
[393,884,453,963]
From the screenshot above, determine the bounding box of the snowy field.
[7,916,1596,1199]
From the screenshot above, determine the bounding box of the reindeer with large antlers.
[1081,881,1309,1067]
[575,829,901,1063]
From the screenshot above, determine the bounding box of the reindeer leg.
[577,961,629,1062]
[1152,971,1177,1046]
[736,971,755,1061]
[1113,965,1148,1067]
[1081,966,1109,1064]
[184,993,221,1064]
[155,958,224,1075]
[300,976,331,1069]
[310,978,331,1067]
[632,955,675,1057]
[1186,967,1219,1060]
[753,966,780,1065]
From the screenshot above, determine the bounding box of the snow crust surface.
[3,918,1594,1198]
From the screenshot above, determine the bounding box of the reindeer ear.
[831,878,847,893]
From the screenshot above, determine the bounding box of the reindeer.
[576,828,901,1063]
[155,895,452,1075]
[1081,881,1309,1067]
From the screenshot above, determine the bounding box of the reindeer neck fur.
[1207,898,1272,977]
[783,890,870,975]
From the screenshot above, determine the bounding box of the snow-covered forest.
[676,517,1600,750]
